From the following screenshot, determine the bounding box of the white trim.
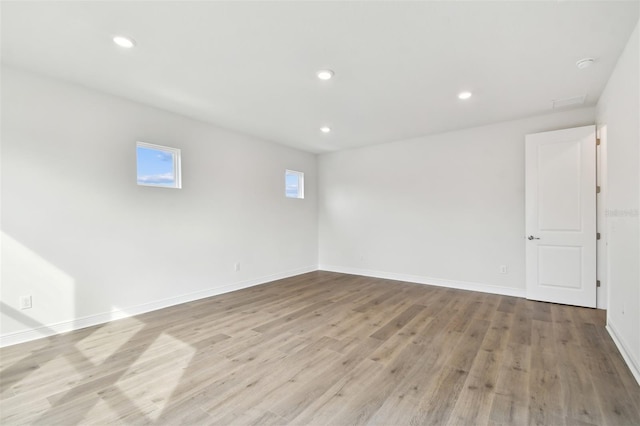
[318,265,526,298]
[606,321,640,385]
[0,265,317,348]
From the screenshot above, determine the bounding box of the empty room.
[1,1,639,425]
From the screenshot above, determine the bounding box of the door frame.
[596,125,608,310]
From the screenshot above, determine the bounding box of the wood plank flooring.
[1,271,639,425]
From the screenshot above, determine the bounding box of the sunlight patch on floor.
[9,354,83,396]
[116,332,195,421]
[75,317,145,365]
[0,387,52,423]
[79,395,121,424]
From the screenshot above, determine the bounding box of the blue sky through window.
[136,145,177,187]
[286,174,299,197]
[285,170,303,198]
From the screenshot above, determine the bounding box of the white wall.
[596,20,640,383]
[318,108,596,297]
[1,66,318,346]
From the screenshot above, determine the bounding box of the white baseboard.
[318,265,526,298]
[606,321,640,385]
[0,265,317,348]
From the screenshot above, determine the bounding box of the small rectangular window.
[285,170,304,199]
[136,142,181,189]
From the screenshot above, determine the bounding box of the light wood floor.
[1,271,639,425]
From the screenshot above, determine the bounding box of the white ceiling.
[2,1,638,153]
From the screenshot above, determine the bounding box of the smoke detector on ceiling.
[551,94,587,110]
[576,58,595,69]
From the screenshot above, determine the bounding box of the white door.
[525,125,597,308]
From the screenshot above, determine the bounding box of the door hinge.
[597,280,601,288]
[596,138,601,146]
[597,232,601,240]
[596,186,601,194]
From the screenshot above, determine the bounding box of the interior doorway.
[525,125,597,308]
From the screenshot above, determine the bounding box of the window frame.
[285,169,305,199]
[136,141,182,189]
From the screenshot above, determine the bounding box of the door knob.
[528,235,540,240]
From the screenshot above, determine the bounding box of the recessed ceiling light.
[317,70,334,80]
[320,126,331,134]
[113,35,136,48]
[576,58,595,70]
[458,91,472,100]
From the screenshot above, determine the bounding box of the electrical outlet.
[499,265,508,274]
[234,262,240,272]
[20,295,32,310]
